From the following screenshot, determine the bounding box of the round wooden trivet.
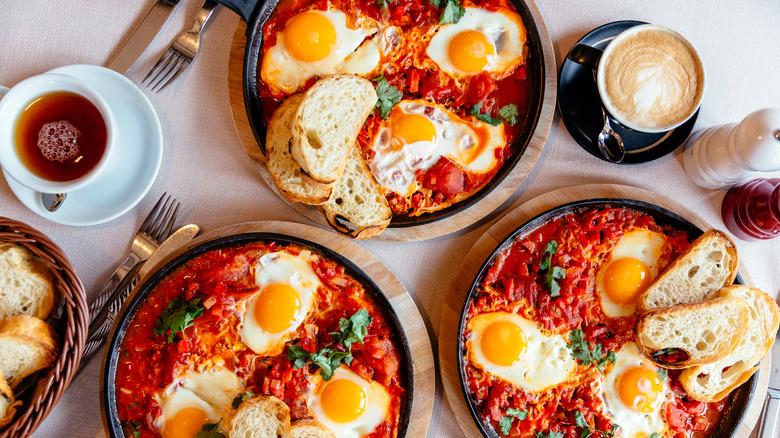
[437,184,768,438]
[138,220,435,437]
[226,5,557,241]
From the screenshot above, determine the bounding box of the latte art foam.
[599,27,704,130]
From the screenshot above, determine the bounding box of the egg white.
[466,312,577,393]
[425,7,526,78]
[260,9,379,94]
[307,366,391,438]
[238,250,319,356]
[596,228,668,317]
[600,343,670,438]
[368,99,505,196]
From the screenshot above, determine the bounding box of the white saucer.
[3,65,163,226]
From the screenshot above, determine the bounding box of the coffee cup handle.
[0,85,8,98]
[568,44,604,70]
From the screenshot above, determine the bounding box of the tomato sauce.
[114,242,406,438]
[462,207,730,438]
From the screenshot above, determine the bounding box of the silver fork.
[142,0,219,92]
[87,193,180,323]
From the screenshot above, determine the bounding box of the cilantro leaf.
[153,298,204,343]
[499,416,513,435]
[339,308,373,349]
[377,0,392,8]
[566,329,616,375]
[127,420,142,437]
[499,104,519,125]
[536,432,564,438]
[498,408,528,435]
[429,0,444,6]
[194,419,225,438]
[371,74,402,119]
[574,410,588,428]
[470,102,502,125]
[506,408,527,420]
[656,368,668,381]
[287,344,310,369]
[439,0,465,24]
[649,434,660,438]
[231,390,255,409]
[545,266,566,297]
[574,411,618,438]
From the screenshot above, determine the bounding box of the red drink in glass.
[721,178,780,240]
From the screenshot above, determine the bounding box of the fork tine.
[149,199,179,241]
[156,202,180,241]
[151,56,185,92]
[143,49,175,84]
[139,193,167,231]
[148,56,178,90]
[155,59,191,92]
[143,195,171,235]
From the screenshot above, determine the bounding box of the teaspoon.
[42,193,66,212]
[597,109,626,163]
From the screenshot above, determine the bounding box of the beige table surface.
[1,0,779,437]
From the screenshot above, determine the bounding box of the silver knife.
[758,328,780,438]
[75,224,199,375]
[107,0,181,74]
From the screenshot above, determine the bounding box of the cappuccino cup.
[571,24,706,133]
[0,73,117,194]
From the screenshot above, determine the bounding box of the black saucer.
[557,20,699,164]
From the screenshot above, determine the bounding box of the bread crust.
[230,395,292,438]
[636,297,750,369]
[291,419,337,438]
[0,243,56,320]
[0,369,19,428]
[0,315,58,388]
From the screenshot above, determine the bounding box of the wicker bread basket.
[0,217,88,438]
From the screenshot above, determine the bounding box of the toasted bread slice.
[637,229,738,312]
[679,286,780,401]
[0,243,55,320]
[230,395,292,438]
[290,75,378,189]
[0,315,58,388]
[317,144,392,239]
[0,369,20,428]
[291,419,336,438]
[266,94,333,205]
[636,296,750,369]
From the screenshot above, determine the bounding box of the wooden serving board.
[226,1,558,241]
[437,184,768,438]
[138,220,435,437]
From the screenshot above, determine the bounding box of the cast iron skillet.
[456,199,756,438]
[102,233,414,438]
[215,0,546,227]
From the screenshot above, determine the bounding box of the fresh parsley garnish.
[536,431,564,438]
[656,368,668,380]
[499,408,528,435]
[649,434,661,438]
[575,411,619,438]
[499,104,519,125]
[371,74,402,119]
[153,297,204,343]
[377,0,392,8]
[430,0,465,24]
[127,420,141,437]
[287,309,373,380]
[470,102,502,125]
[567,329,616,375]
[231,390,255,409]
[194,419,225,438]
[538,240,565,297]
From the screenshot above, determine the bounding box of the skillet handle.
[214,0,259,22]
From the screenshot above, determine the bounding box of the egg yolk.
[391,113,436,145]
[254,283,301,333]
[283,11,336,62]
[618,366,663,413]
[163,407,210,438]
[480,320,527,366]
[448,30,495,73]
[603,257,651,304]
[320,378,367,423]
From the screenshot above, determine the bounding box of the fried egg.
[153,365,243,438]
[368,99,505,196]
[307,365,390,438]
[466,312,577,393]
[596,228,668,317]
[601,342,670,438]
[425,7,526,78]
[260,9,381,94]
[238,250,319,356]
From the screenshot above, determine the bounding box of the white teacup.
[0,73,117,194]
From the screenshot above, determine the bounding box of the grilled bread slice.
[0,369,19,428]
[0,315,58,388]
[290,75,378,189]
[291,420,336,438]
[230,395,292,438]
[679,286,780,401]
[266,93,333,205]
[637,229,738,312]
[0,243,55,320]
[318,144,392,239]
[636,296,750,369]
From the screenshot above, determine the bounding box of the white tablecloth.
[1,0,778,436]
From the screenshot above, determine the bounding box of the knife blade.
[74,224,199,376]
[758,328,780,438]
[107,0,181,74]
